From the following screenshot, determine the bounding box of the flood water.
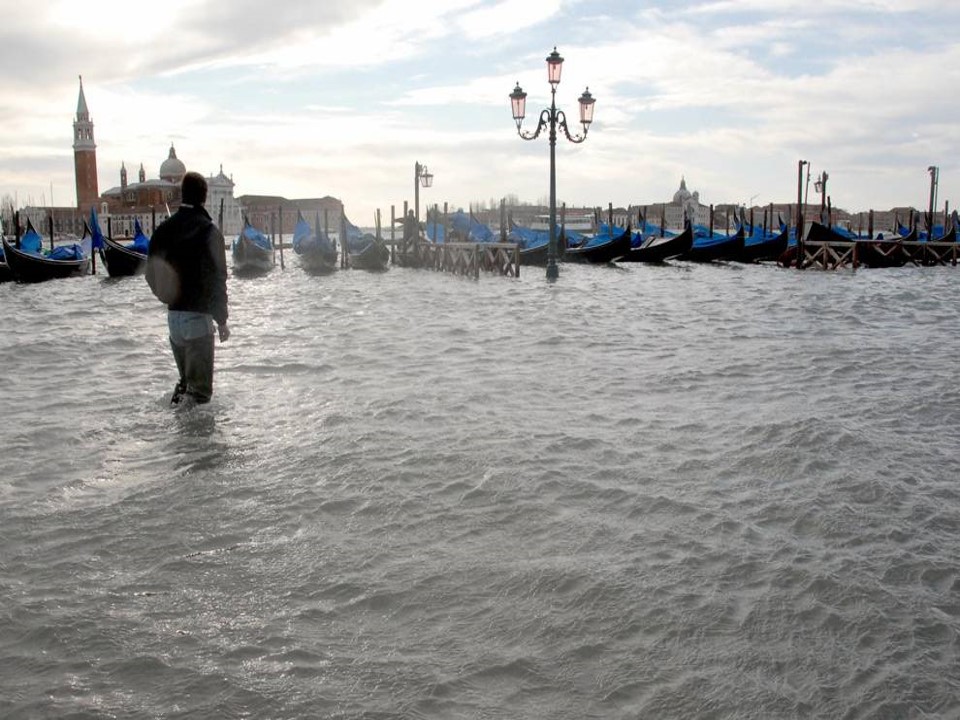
[1,257,959,718]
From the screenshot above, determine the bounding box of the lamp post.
[927,165,939,239]
[414,161,433,227]
[814,171,829,225]
[796,160,807,255]
[510,47,596,280]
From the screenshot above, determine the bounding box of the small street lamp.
[510,47,596,280]
[796,159,808,251]
[814,171,829,224]
[414,161,434,227]
[928,165,939,238]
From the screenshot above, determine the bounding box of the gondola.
[509,223,581,266]
[292,212,338,274]
[348,237,389,271]
[678,224,745,262]
[934,225,958,243]
[339,211,388,271]
[517,236,577,266]
[618,222,693,263]
[519,240,550,265]
[232,217,274,276]
[1,221,91,283]
[100,218,149,277]
[733,223,790,263]
[563,227,632,264]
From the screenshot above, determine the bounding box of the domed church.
[100,143,241,236]
[101,144,186,210]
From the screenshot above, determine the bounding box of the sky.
[2,0,958,225]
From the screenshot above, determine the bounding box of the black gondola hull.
[1,236,91,283]
[563,229,632,264]
[618,226,693,263]
[100,236,147,277]
[734,227,790,263]
[348,242,389,271]
[300,248,339,274]
[519,242,550,265]
[679,226,745,262]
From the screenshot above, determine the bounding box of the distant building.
[634,177,718,230]
[237,195,343,239]
[207,166,241,234]
[100,145,242,237]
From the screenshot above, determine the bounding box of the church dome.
[159,144,186,183]
[672,177,691,205]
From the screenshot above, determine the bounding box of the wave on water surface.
[1,263,959,717]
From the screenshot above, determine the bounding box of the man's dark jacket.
[146,204,229,326]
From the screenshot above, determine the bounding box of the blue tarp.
[234,221,272,252]
[693,224,728,240]
[507,225,547,249]
[635,221,676,239]
[744,223,786,248]
[49,244,85,260]
[20,226,44,255]
[424,221,446,244]
[449,210,496,243]
[341,213,378,252]
[128,218,150,253]
[292,214,334,254]
[596,222,644,248]
[692,225,741,249]
[89,207,105,250]
[20,223,86,260]
[509,224,585,249]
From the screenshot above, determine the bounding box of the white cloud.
[456,0,559,40]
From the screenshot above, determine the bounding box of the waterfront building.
[237,195,343,240]
[99,146,242,237]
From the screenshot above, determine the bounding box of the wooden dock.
[396,242,520,278]
[788,240,959,270]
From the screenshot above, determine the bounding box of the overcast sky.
[2,0,957,225]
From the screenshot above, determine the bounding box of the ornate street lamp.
[414,162,434,226]
[510,47,596,280]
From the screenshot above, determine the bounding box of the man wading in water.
[146,171,230,405]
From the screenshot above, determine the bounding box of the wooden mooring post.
[390,205,396,264]
[277,205,285,269]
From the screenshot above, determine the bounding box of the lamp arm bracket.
[517,109,551,141]
[557,109,587,144]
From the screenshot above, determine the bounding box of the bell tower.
[73,75,99,210]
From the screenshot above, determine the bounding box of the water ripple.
[1,262,960,717]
